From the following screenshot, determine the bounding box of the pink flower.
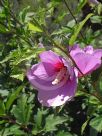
[27,51,77,107]
[70,45,102,77]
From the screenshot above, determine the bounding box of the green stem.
[80,89,102,103]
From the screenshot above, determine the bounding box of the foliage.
[0,0,102,136]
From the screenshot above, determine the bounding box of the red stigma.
[54,62,64,72]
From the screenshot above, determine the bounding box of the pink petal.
[38,74,77,107]
[70,44,84,57]
[27,62,72,91]
[93,49,102,59]
[70,45,102,76]
[27,63,57,91]
[30,62,55,79]
[39,50,62,65]
[84,46,93,54]
[72,53,101,76]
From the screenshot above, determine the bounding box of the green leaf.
[28,23,43,32]
[0,24,8,33]
[44,115,67,132]
[91,15,102,23]
[97,3,102,15]
[90,116,102,132]
[9,125,26,135]
[76,0,87,14]
[54,11,67,23]
[0,128,13,136]
[0,125,26,136]
[32,109,48,135]
[69,13,93,45]
[0,47,44,65]
[19,6,30,23]
[34,108,48,129]
[81,118,90,135]
[12,94,32,125]
[35,109,43,129]
[0,120,6,124]
[32,129,39,135]
[89,96,101,105]
[99,78,102,91]
[57,131,73,136]
[35,109,47,128]
[10,73,24,81]
[0,100,5,116]
[0,89,9,97]
[12,48,44,65]
[6,85,24,111]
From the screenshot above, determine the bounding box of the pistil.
[52,67,68,85]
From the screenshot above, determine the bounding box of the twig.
[63,0,85,39]
[1,116,31,133]
[80,89,102,103]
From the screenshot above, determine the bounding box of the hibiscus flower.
[27,51,77,107]
[70,45,102,77]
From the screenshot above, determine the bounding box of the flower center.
[54,62,64,72]
[52,62,69,85]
